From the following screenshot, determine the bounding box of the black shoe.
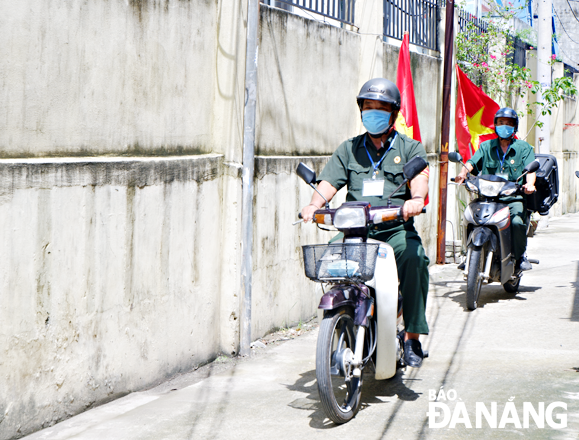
[518,256,532,271]
[457,261,465,270]
[403,339,424,368]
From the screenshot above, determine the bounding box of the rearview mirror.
[296,163,317,185]
[403,155,428,180]
[448,152,463,163]
[524,160,540,174]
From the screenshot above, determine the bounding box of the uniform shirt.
[467,138,535,182]
[318,131,428,207]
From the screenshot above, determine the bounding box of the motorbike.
[295,155,427,424]
[449,152,540,310]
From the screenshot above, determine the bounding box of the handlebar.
[296,206,426,225]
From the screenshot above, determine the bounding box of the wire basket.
[302,243,380,282]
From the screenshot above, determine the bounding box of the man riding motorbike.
[455,107,536,271]
[300,78,430,367]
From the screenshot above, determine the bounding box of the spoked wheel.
[466,246,485,310]
[503,277,521,293]
[316,307,362,424]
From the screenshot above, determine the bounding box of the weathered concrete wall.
[252,157,333,336]
[0,156,224,437]
[0,0,218,157]
[256,8,362,155]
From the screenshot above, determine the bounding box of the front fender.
[468,226,498,251]
[318,285,358,310]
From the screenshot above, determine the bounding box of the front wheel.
[466,247,485,310]
[316,307,362,424]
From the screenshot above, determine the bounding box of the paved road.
[24,213,579,440]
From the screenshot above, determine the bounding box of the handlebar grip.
[450,177,456,182]
[421,207,427,213]
[298,212,303,219]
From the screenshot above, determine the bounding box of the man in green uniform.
[455,107,536,271]
[301,78,430,368]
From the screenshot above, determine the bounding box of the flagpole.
[436,0,455,264]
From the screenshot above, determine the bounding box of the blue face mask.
[496,125,515,139]
[362,110,392,135]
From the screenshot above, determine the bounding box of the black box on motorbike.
[526,153,559,215]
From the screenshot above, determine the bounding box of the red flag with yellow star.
[455,65,500,161]
[395,33,422,142]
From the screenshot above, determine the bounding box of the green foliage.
[455,3,577,139]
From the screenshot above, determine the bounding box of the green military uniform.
[318,131,430,335]
[467,138,536,261]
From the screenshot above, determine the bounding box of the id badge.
[496,171,508,179]
[363,178,384,197]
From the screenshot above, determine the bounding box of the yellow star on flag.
[395,112,413,140]
[467,107,495,151]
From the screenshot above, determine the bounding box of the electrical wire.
[554,8,579,45]
[553,7,579,66]
[565,0,579,23]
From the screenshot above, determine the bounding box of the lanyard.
[496,142,511,170]
[364,133,397,179]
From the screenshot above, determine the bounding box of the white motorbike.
[296,156,427,424]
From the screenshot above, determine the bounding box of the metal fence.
[457,10,529,70]
[261,0,355,25]
[383,0,440,51]
[507,35,530,69]
[457,9,488,38]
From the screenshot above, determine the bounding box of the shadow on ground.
[284,367,420,429]
[434,282,542,311]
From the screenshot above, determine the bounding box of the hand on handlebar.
[454,173,467,185]
[402,197,425,221]
[522,183,536,194]
[300,204,318,223]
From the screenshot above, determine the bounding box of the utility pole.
[535,0,552,153]
[240,0,260,356]
[436,0,455,264]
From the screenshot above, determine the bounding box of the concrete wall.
[0,0,220,158]
[0,156,225,436]
[0,1,445,438]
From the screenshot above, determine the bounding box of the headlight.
[478,180,506,197]
[333,207,367,229]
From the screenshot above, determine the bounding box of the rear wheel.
[316,307,362,424]
[466,247,485,310]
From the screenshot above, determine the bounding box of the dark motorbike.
[296,156,427,424]
[449,152,540,310]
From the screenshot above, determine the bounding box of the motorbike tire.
[316,307,362,424]
[503,278,520,293]
[466,247,485,310]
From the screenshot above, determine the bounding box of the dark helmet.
[494,107,519,133]
[356,78,401,111]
